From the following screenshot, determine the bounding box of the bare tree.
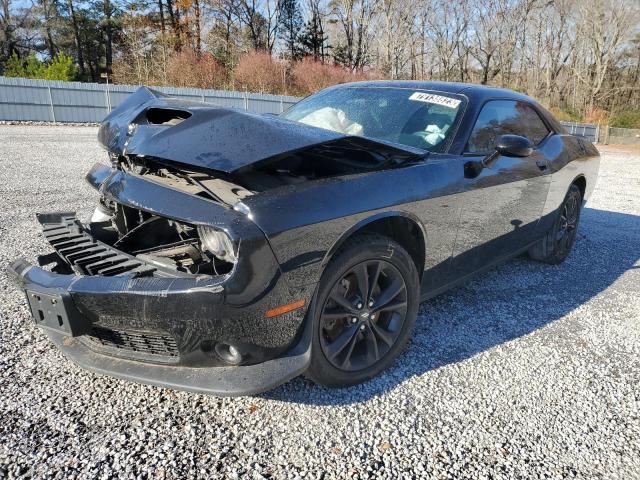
[0,0,14,62]
[576,0,639,109]
[235,0,280,52]
[330,0,378,69]
[420,0,469,81]
[65,0,86,77]
[3,0,640,122]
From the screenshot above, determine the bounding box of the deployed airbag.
[297,107,364,136]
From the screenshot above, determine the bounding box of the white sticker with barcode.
[409,92,461,109]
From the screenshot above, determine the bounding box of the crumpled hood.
[98,86,348,173]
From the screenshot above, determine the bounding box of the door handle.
[535,159,548,171]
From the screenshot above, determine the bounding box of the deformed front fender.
[320,210,428,270]
[86,162,115,189]
[243,162,439,288]
[84,163,284,306]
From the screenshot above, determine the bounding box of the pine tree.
[299,8,327,61]
[278,0,304,61]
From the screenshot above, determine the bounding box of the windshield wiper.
[376,152,425,170]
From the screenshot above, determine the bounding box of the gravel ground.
[1,126,639,479]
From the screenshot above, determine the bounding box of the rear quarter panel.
[538,134,600,232]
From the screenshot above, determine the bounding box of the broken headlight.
[197,226,237,264]
[90,203,113,223]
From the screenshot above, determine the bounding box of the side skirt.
[419,240,539,302]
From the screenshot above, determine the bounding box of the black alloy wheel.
[529,183,583,264]
[306,233,420,387]
[319,259,408,371]
[554,187,580,257]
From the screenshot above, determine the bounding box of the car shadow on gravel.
[263,207,640,405]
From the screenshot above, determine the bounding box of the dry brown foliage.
[291,57,384,95]
[233,51,287,94]
[166,49,227,89]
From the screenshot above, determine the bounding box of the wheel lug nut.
[371,314,375,320]
[356,302,363,309]
[360,324,366,331]
[368,300,374,307]
[351,317,358,324]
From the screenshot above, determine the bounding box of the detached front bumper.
[9,213,313,396]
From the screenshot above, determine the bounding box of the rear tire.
[306,234,420,387]
[529,184,582,264]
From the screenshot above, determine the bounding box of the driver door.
[449,100,553,278]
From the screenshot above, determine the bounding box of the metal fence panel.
[0,76,300,122]
[607,126,640,145]
[609,127,640,138]
[5,78,639,145]
[560,122,599,143]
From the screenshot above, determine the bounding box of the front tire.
[529,184,582,264]
[306,234,420,388]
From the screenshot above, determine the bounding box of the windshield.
[282,87,465,152]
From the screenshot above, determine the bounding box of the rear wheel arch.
[322,212,427,280]
[572,175,586,200]
[529,182,582,264]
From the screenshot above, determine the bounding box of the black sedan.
[9,81,600,395]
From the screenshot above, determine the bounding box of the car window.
[466,100,550,153]
[282,87,465,152]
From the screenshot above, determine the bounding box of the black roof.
[328,80,535,104]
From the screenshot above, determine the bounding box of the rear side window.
[466,100,550,153]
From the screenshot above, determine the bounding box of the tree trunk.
[165,0,181,47]
[194,0,201,54]
[40,0,57,58]
[1,0,12,60]
[158,0,166,35]
[66,0,86,78]
[103,0,113,73]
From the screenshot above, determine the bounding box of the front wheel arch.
[306,233,420,386]
[321,212,427,281]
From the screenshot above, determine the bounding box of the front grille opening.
[97,204,222,276]
[87,326,179,357]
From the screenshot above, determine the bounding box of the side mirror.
[495,134,533,158]
[464,134,535,179]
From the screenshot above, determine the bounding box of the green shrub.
[42,53,76,81]
[549,106,582,123]
[3,53,76,81]
[3,53,32,77]
[609,110,640,129]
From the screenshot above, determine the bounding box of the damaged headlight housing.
[197,226,237,264]
[90,203,113,224]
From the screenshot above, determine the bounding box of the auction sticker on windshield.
[409,92,461,109]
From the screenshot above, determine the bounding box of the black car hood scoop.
[98,87,422,174]
[98,86,353,173]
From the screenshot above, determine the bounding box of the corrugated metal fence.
[3,77,639,145]
[607,126,640,144]
[0,76,300,122]
[560,122,599,143]
[559,122,640,145]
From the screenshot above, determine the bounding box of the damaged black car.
[9,81,600,395]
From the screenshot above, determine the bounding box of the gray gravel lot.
[1,126,639,479]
